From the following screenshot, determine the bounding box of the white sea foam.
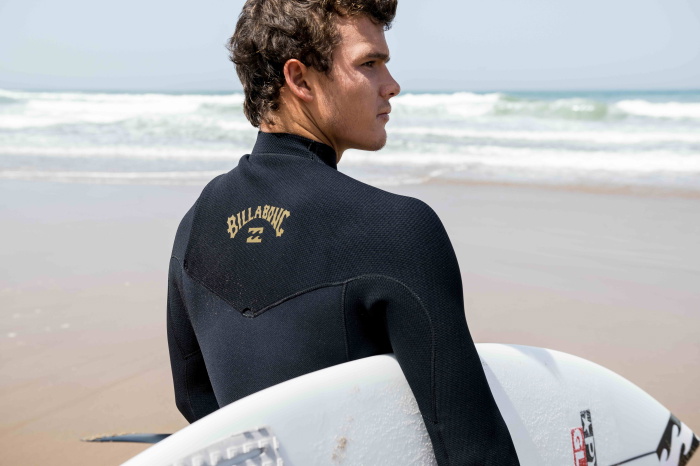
[394,92,700,121]
[0,145,240,159]
[390,127,700,145]
[0,88,244,106]
[0,89,245,129]
[393,92,502,118]
[1,88,699,189]
[615,100,700,119]
[344,147,700,174]
[393,93,613,120]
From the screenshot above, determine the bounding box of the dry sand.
[1,179,698,465]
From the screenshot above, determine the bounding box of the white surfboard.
[123,344,698,466]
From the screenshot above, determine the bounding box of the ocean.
[1,88,699,191]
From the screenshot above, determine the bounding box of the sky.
[0,0,699,92]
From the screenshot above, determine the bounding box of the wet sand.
[1,179,698,465]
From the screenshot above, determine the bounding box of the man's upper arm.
[382,199,520,465]
[167,211,219,423]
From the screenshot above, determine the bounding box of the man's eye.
[362,61,375,68]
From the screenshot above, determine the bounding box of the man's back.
[168,131,519,465]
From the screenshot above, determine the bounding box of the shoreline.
[423,176,700,199]
[1,173,699,199]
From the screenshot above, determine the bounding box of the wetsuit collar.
[251,132,338,170]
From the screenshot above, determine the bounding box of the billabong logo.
[580,410,597,466]
[657,414,699,466]
[227,205,291,242]
[247,227,264,243]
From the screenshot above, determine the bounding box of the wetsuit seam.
[340,282,350,362]
[428,416,452,466]
[170,258,204,420]
[170,255,202,361]
[345,275,438,424]
[179,268,439,422]
[182,269,344,318]
[251,151,315,163]
[250,132,337,168]
[183,359,196,422]
[250,151,336,168]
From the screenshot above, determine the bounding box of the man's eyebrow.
[363,52,390,63]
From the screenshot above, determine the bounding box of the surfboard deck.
[123,344,698,465]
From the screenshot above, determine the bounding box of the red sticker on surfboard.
[572,427,588,466]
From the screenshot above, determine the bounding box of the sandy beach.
[1,178,698,465]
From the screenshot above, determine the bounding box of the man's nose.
[383,69,401,99]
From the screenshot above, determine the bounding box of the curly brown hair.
[228,0,398,127]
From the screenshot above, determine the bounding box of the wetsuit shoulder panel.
[181,157,442,318]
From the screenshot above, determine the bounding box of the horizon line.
[2,86,700,95]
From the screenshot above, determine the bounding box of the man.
[167,0,520,464]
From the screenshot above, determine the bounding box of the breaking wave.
[1,88,699,190]
[392,92,700,121]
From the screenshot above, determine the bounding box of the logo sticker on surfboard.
[657,414,699,466]
[580,409,597,466]
[571,410,596,466]
[571,427,588,466]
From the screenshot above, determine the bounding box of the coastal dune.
[1,179,698,465]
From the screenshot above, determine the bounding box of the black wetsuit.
[167,131,520,465]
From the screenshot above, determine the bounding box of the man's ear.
[283,59,314,103]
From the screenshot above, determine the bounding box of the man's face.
[311,15,400,155]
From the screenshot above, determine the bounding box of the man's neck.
[259,114,344,163]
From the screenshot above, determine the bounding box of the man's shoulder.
[330,176,447,253]
[171,173,228,259]
[172,205,195,261]
[332,173,438,219]
[349,179,441,229]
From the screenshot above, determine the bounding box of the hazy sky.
[1,0,698,91]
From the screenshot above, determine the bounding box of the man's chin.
[357,132,388,152]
